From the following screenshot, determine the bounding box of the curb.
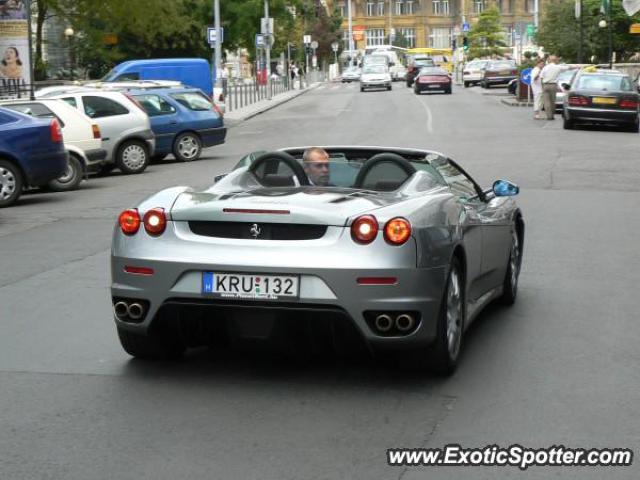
[501,98,533,108]
[226,83,321,127]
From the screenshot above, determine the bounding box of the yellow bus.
[406,48,454,73]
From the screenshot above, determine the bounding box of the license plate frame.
[592,97,617,105]
[428,84,440,89]
[202,272,300,300]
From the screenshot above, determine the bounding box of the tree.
[468,6,506,59]
[536,0,640,63]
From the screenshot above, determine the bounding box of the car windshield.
[576,75,632,91]
[414,58,435,67]
[226,153,448,192]
[363,65,387,74]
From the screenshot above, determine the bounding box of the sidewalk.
[224,83,321,127]
[500,97,533,107]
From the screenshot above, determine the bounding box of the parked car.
[0,98,107,191]
[110,146,524,375]
[406,55,436,87]
[360,64,392,92]
[463,60,489,87]
[563,70,639,131]
[480,60,518,88]
[42,89,155,174]
[0,107,67,207]
[341,66,361,83]
[414,67,452,95]
[127,87,226,162]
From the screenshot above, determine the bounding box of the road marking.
[416,95,434,133]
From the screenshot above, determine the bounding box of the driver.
[302,147,330,186]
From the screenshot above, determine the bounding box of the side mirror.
[561,82,571,91]
[493,179,519,197]
[214,173,227,183]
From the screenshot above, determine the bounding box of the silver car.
[41,89,155,174]
[111,147,524,374]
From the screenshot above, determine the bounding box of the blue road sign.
[521,68,532,86]
[462,22,470,32]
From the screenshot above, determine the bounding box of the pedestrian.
[531,58,545,119]
[290,63,296,88]
[540,55,570,120]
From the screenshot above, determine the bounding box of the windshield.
[363,65,387,74]
[415,58,435,67]
[576,75,631,91]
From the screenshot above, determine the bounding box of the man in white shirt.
[540,55,570,120]
[531,58,545,119]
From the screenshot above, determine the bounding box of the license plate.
[592,97,617,105]
[499,70,510,76]
[202,272,299,300]
[428,84,440,88]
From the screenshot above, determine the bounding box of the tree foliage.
[468,6,506,59]
[536,0,640,63]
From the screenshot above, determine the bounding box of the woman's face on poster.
[4,48,18,62]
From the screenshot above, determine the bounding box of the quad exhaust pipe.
[113,300,147,322]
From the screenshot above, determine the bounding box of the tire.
[500,229,522,305]
[481,81,488,89]
[116,140,149,174]
[414,88,420,95]
[117,325,185,360]
[464,81,470,88]
[563,116,574,130]
[173,132,202,162]
[445,88,452,95]
[360,86,364,92]
[47,154,83,192]
[0,159,23,208]
[387,85,392,91]
[397,257,465,376]
[629,119,639,132]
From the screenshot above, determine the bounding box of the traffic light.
[462,36,469,51]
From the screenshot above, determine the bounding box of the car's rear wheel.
[0,159,22,208]
[387,85,392,91]
[117,325,185,360]
[116,140,149,174]
[47,153,83,192]
[445,88,452,94]
[360,86,364,92]
[500,229,522,305]
[414,88,420,95]
[397,257,464,375]
[629,119,639,132]
[173,132,202,162]
[464,81,469,88]
[563,116,574,130]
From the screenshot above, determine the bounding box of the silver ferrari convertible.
[111,146,524,374]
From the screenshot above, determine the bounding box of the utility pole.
[213,0,222,89]
[347,0,354,66]
[265,0,272,99]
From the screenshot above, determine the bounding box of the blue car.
[0,107,67,207]
[127,87,226,162]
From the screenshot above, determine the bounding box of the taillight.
[92,124,101,139]
[212,102,223,117]
[351,215,378,244]
[511,70,518,75]
[50,119,63,143]
[384,218,411,245]
[568,95,589,106]
[143,208,167,236]
[119,209,141,235]
[619,99,639,109]
[124,93,147,113]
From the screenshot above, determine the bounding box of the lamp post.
[64,27,74,80]
[599,17,613,69]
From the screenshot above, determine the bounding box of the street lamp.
[64,27,75,80]
[598,0,613,69]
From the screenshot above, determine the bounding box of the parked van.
[101,59,213,97]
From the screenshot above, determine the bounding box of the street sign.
[303,35,312,45]
[630,23,640,33]
[514,32,521,41]
[311,40,319,49]
[520,68,532,86]
[261,17,273,35]
[526,24,536,37]
[331,42,339,52]
[462,22,470,32]
[207,27,224,44]
[256,34,265,48]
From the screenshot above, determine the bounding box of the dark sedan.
[414,67,452,95]
[563,71,639,131]
[480,60,518,88]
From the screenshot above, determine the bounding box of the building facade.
[326,0,538,54]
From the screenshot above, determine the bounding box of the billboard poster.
[0,0,31,97]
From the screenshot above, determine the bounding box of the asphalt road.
[1,82,638,480]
